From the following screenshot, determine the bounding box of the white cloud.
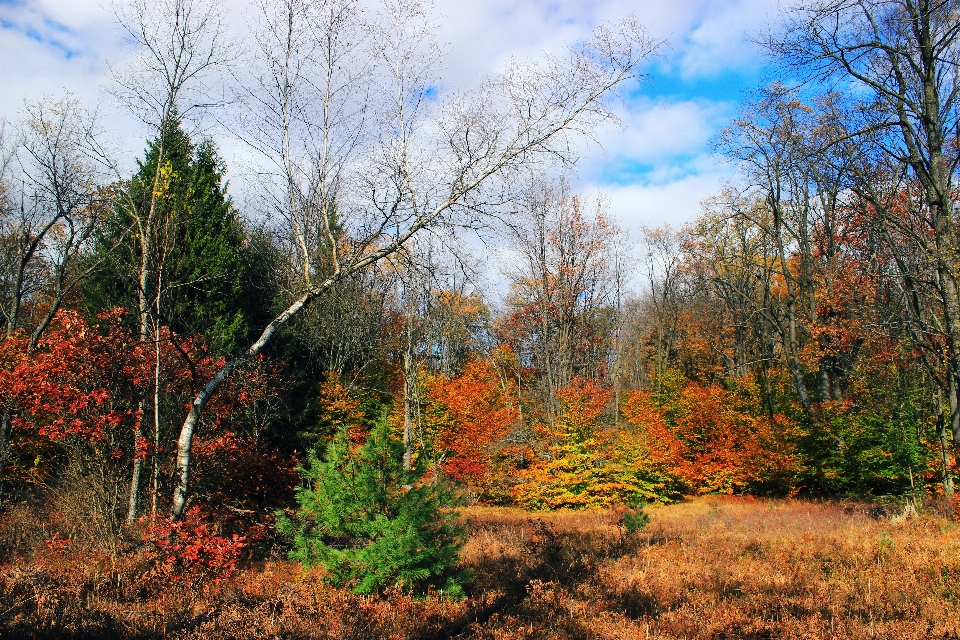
[1,0,121,125]
[584,163,734,231]
[2,0,776,224]
[28,0,112,29]
[428,0,731,90]
[580,98,731,179]
[2,0,778,113]
[677,0,778,78]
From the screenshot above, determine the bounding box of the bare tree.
[392,237,489,471]
[168,4,659,519]
[689,193,781,415]
[1,99,104,345]
[717,86,822,414]
[502,180,624,419]
[640,225,685,394]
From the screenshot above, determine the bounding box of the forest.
[1,0,959,637]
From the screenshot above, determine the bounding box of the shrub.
[420,356,519,491]
[142,505,247,589]
[621,381,798,495]
[621,503,650,534]
[279,418,467,597]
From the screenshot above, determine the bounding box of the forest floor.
[2,495,959,639]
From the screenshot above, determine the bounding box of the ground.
[2,496,958,639]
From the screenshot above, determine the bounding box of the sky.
[0,0,781,232]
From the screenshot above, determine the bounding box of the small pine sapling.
[278,417,467,597]
[621,499,650,534]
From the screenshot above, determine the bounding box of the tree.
[87,120,268,355]
[86,115,270,521]
[621,381,797,496]
[772,0,960,461]
[109,0,234,345]
[717,87,823,415]
[0,309,149,546]
[279,417,466,596]
[513,378,672,509]
[389,240,491,472]
[639,226,690,389]
[101,0,234,522]
[168,3,659,520]
[420,354,519,491]
[499,182,626,419]
[0,98,104,346]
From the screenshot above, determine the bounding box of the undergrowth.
[2,496,959,639]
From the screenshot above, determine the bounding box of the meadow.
[2,496,958,639]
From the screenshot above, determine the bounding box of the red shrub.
[142,506,246,588]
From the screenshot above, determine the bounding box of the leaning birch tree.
[169,0,659,519]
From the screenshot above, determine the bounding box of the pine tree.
[84,118,274,356]
[279,417,467,597]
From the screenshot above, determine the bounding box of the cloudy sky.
[0,0,780,231]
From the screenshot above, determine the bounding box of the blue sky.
[0,0,781,230]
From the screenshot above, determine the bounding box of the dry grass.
[2,496,959,639]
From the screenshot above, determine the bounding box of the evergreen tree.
[279,418,467,597]
[161,138,272,355]
[84,118,274,355]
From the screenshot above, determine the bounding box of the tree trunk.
[127,133,165,524]
[948,367,960,480]
[0,409,12,507]
[779,261,813,415]
[171,285,323,520]
[403,330,414,473]
[937,389,955,496]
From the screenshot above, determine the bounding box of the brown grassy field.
[2,496,959,639]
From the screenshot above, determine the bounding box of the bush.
[142,505,247,589]
[621,502,650,534]
[279,418,467,597]
[513,379,675,509]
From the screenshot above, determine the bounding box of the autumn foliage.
[3,3,960,633]
[622,380,798,495]
[4,498,958,639]
[142,505,247,589]
[311,372,368,445]
[421,354,518,488]
[513,378,675,509]
[0,309,147,446]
